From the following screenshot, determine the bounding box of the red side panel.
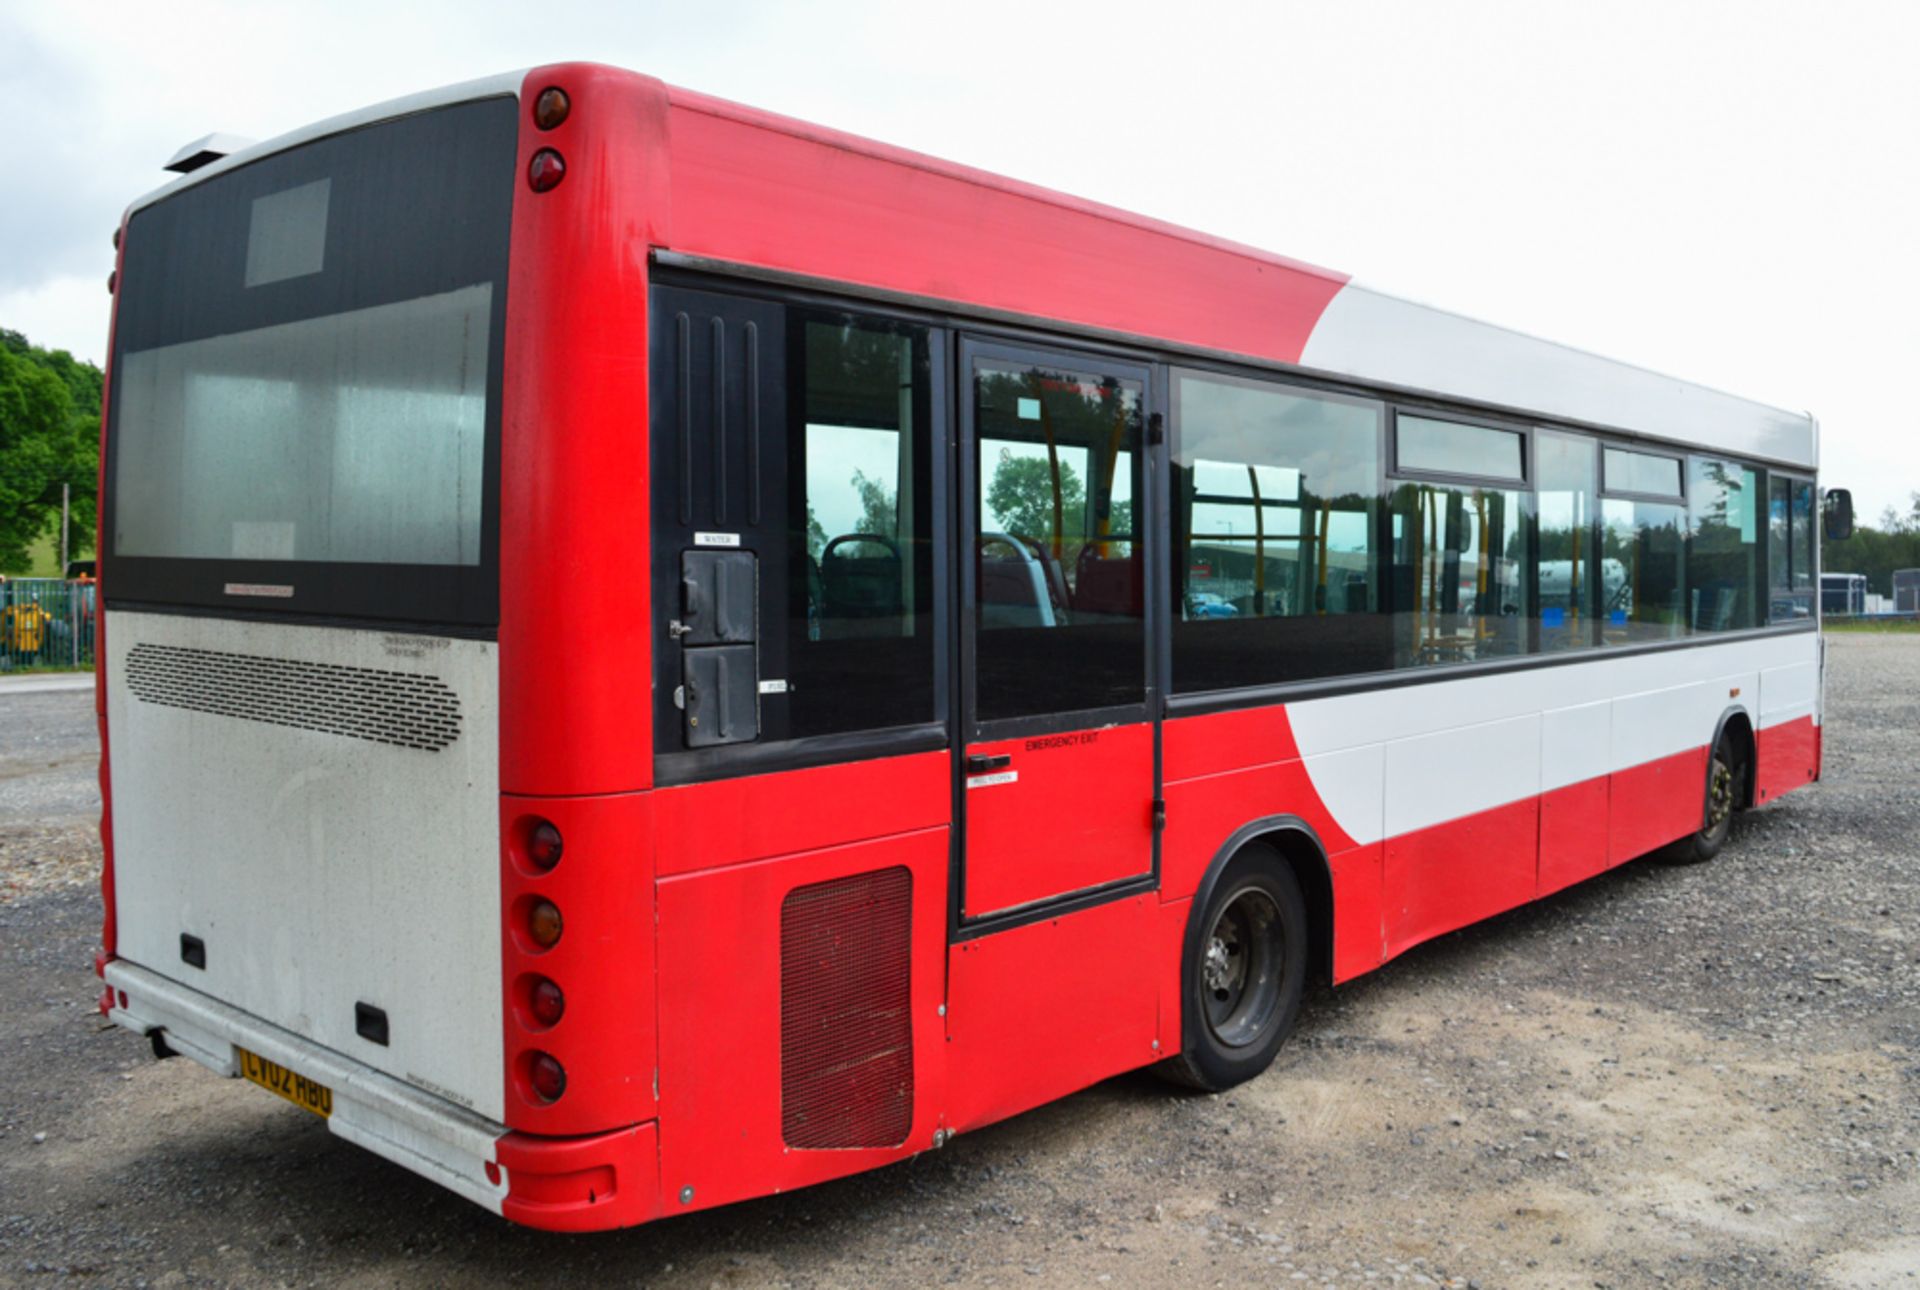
[497,1121,659,1232]
[1753,715,1819,805]
[654,750,949,878]
[663,95,1348,368]
[1156,897,1190,1051]
[653,827,949,1215]
[1327,842,1385,983]
[1160,758,1360,903]
[499,792,656,1136]
[499,63,672,798]
[95,216,128,991]
[1608,746,1708,865]
[1383,798,1540,960]
[945,894,1159,1133]
[962,722,1153,917]
[1538,776,1610,897]
[1162,701,1302,782]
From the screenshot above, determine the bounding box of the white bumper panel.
[105,959,508,1214]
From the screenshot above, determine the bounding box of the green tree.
[850,468,897,538]
[0,328,101,572]
[987,450,1084,544]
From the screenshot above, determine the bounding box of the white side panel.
[1383,714,1540,837]
[1541,700,1611,790]
[107,610,503,1122]
[1286,632,1817,844]
[1299,283,1816,469]
[1760,660,1819,725]
[1302,743,1385,848]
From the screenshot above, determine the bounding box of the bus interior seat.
[1072,546,1142,619]
[819,534,903,636]
[978,532,1057,629]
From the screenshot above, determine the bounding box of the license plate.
[237,1047,333,1119]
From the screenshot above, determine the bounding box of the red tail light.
[527,149,565,192]
[527,820,563,871]
[530,1052,566,1102]
[530,977,565,1027]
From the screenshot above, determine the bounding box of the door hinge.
[1152,798,1167,831]
[1147,412,1165,446]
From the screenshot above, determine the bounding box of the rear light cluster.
[515,816,567,1103]
[527,84,570,192]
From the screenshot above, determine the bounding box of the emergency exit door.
[957,338,1158,920]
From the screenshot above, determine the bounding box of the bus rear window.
[114,286,490,567]
[105,97,515,626]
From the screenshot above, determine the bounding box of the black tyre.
[1660,733,1744,865]
[1158,846,1308,1091]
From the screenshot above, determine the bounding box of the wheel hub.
[1203,934,1240,994]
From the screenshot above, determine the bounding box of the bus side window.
[1536,430,1600,652]
[1168,370,1388,692]
[1686,457,1761,632]
[787,313,937,738]
[1386,415,1531,668]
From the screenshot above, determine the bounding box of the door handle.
[966,753,1011,775]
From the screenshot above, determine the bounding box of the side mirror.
[1823,488,1854,542]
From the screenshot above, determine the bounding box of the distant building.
[1821,572,1867,617]
[1895,568,1920,614]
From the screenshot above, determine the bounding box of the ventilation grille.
[780,867,914,1150]
[124,643,462,752]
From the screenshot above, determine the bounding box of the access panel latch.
[677,549,760,748]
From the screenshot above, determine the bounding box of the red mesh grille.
[780,867,913,1150]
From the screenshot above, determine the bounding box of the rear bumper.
[105,959,510,1213]
[102,959,663,1229]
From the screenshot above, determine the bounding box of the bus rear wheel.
[1661,733,1744,865]
[1159,847,1307,1092]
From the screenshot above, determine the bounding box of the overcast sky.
[3,0,1915,520]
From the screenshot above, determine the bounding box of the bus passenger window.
[787,313,936,738]
[1599,447,1689,645]
[1389,481,1531,666]
[1536,430,1599,652]
[1686,458,1760,632]
[1388,415,1531,668]
[1601,498,1687,643]
[1169,371,1388,692]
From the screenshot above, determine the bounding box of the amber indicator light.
[533,87,570,131]
[528,899,563,948]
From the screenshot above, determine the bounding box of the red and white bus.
[95,63,1851,1230]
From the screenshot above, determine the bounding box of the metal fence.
[0,578,96,672]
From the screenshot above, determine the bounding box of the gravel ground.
[1,638,1916,1288]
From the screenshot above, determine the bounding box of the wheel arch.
[1180,816,1333,1055]
[1709,703,1758,812]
